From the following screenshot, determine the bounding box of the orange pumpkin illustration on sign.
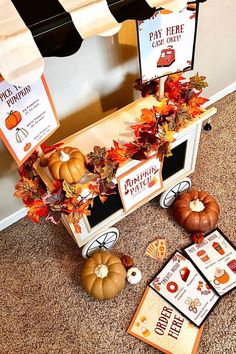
[5,111,22,130]
[148,177,157,188]
[24,143,31,152]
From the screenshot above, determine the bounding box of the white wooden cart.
[35,95,216,258]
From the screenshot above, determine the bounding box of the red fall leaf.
[188,92,209,108]
[40,143,63,154]
[192,232,205,244]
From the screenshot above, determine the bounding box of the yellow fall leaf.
[154,99,168,114]
[161,123,175,142]
[63,180,82,198]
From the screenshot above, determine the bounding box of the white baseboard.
[0,82,235,231]
[0,207,27,231]
[204,81,236,107]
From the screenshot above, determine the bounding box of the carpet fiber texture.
[0,92,235,354]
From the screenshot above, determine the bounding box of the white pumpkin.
[15,127,28,143]
[126,267,142,285]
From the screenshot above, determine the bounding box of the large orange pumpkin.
[5,111,22,130]
[172,189,220,233]
[48,146,86,183]
[80,251,126,300]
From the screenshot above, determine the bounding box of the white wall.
[193,0,235,96]
[0,0,235,222]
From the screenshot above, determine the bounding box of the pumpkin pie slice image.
[179,266,190,282]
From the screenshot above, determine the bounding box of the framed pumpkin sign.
[0,75,59,166]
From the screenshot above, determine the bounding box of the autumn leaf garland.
[14,73,209,229]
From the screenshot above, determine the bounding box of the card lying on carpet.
[145,239,167,260]
[183,228,236,296]
[149,251,220,327]
[127,287,203,354]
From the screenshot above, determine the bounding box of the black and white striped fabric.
[10,0,160,56]
[1,0,207,85]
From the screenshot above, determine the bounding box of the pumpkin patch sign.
[0,75,59,166]
[117,155,163,212]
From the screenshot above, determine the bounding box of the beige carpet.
[0,92,235,354]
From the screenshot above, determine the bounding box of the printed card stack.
[128,228,236,354]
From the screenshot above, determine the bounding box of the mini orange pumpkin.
[172,189,220,233]
[80,251,126,300]
[48,146,86,183]
[5,111,22,130]
[24,142,31,152]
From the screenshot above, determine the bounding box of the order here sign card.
[128,287,203,354]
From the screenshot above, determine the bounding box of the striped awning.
[1,0,201,86]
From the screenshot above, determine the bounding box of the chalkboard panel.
[162,141,187,180]
[87,185,123,228]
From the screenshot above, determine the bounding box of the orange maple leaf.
[68,213,82,233]
[65,198,93,216]
[164,74,184,100]
[188,92,209,108]
[154,99,176,116]
[106,140,127,164]
[14,177,43,199]
[140,108,156,124]
[76,199,93,216]
[130,124,147,137]
[188,106,204,118]
[27,200,48,223]
[153,99,167,115]
[73,219,81,234]
[168,73,185,83]
[88,183,99,195]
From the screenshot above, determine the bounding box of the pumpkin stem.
[95,264,108,278]
[60,150,70,162]
[189,199,205,212]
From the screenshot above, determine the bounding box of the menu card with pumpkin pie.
[149,251,220,327]
[183,228,236,296]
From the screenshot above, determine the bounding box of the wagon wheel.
[159,177,192,208]
[82,227,119,259]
